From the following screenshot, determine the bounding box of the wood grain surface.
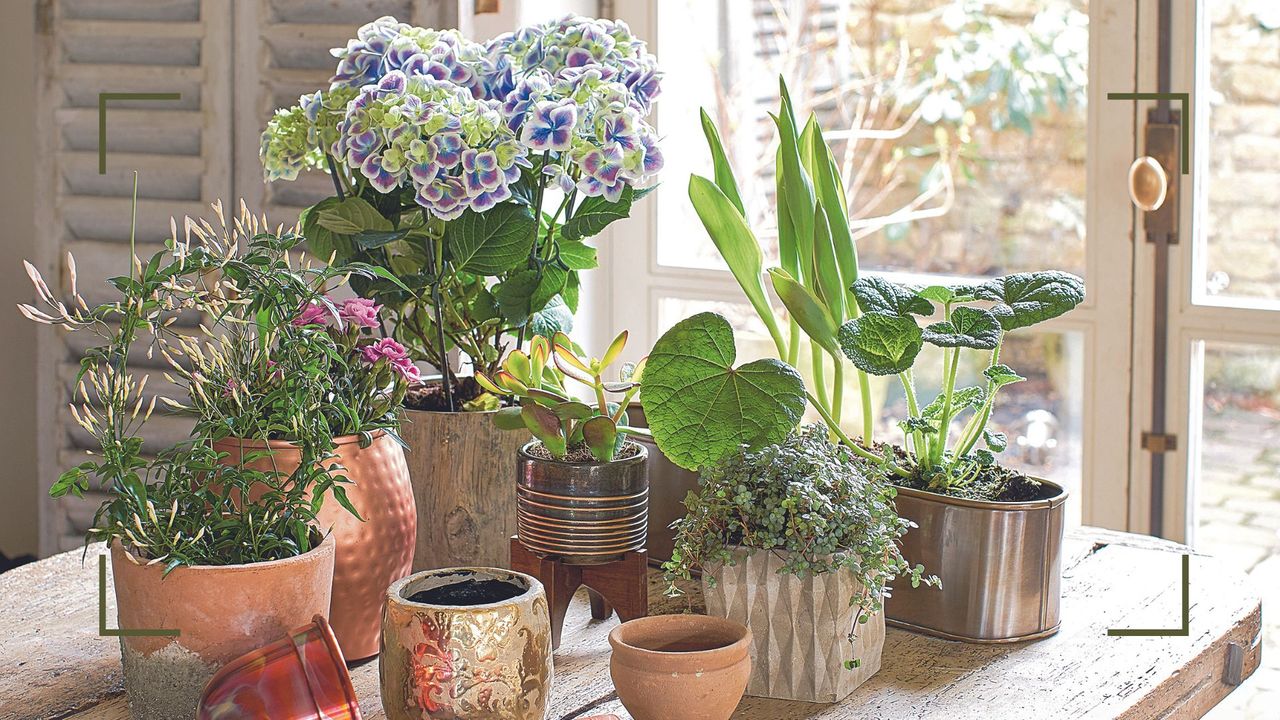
[0,527,1260,720]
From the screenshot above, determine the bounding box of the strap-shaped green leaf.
[973,271,1085,330]
[445,203,536,274]
[641,312,806,471]
[838,313,924,375]
[922,306,1002,350]
[769,268,837,356]
[811,202,845,322]
[688,175,785,351]
[699,108,745,216]
[804,115,859,307]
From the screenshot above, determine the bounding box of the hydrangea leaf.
[973,271,1085,330]
[558,240,598,270]
[316,196,392,235]
[641,312,806,471]
[838,313,923,376]
[852,276,934,317]
[445,203,537,274]
[526,295,573,339]
[922,306,1002,350]
[561,186,635,241]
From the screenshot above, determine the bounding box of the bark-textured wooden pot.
[380,567,553,719]
[401,408,528,571]
[110,534,335,720]
[702,548,884,703]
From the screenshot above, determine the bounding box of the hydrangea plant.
[261,15,662,412]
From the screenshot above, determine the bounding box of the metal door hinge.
[1139,109,1181,245]
[1142,432,1178,453]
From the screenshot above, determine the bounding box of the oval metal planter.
[887,477,1068,643]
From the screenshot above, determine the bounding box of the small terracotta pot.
[110,533,335,720]
[197,615,362,720]
[608,614,752,720]
[380,567,553,720]
[215,430,417,660]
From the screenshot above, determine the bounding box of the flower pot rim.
[893,473,1068,511]
[518,440,648,468]
[608,614,752,662]
[404,376,508,416]
[387,567,543,610]
[110,530,335,574]
[306,614,360,713]
[212,429,388,450]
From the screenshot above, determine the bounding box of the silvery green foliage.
[665,425,934,619]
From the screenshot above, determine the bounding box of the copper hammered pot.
[111,534,335,720]
[380,567,554,720]
[215,430,417,660]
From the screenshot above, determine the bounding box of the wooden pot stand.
[508,537,648,649]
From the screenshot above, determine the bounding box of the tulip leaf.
[641,312,805,471]
[768,268,837,355]
[699,108,745,216]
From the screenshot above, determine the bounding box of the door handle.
[1128,155,1168,212]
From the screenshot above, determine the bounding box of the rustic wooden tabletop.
[0,527,1261,720]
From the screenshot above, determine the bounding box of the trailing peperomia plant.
[838,272,1084,497]
[663,425,935,664]
[476,331,645,462]
[260,15,663,412]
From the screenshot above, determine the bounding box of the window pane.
[653,0,1089,279]
[1197,5,1280,309]
[1193,340,1280,572]
[656,295,1084,524]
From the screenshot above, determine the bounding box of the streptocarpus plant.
[475,331,645,462]
[837,272,1085,496]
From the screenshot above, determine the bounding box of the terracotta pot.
[702,548,884,703]
[110,533,335,720]
[215,431,417,660]
[608,614,751,720]
[400,407,528,571]
[380,567,553,720]
[197,615,362,720]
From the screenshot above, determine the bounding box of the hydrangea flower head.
[331,17,488,96]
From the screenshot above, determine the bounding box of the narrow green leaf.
[768,268,837,356]
[811,201,845,322]
[699,108,745,216]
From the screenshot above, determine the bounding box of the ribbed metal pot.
[516,441,648,565]
[887,477,1067,643]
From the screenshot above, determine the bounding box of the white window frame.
[587,0,1142,532]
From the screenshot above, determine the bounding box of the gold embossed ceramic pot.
[380,567,553,720]
[214,430,416,660]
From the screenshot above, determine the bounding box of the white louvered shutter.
[34,0,462,554]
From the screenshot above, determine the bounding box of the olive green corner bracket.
[1107,553,1190,637]
[98,92,183,174]
[98,553,180,637]
[1104,91,1190,174]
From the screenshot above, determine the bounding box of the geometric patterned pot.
[702,547,884,703]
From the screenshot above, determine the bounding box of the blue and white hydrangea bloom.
[480,15,663,201]
[261,14,661,211]
[333,70,526,220]
[330,17,489,97]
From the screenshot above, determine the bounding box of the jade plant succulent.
[838,272,1085,495]
[476,331,645,462]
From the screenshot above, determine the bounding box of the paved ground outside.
[1199,406,1279,719]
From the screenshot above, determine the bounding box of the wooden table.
[0,527,1262,719]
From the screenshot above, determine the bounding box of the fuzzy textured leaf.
[852,276,934,317]
[641,312,805,471]
[922,306,1002,349]
[974,271,1085,330]
[838,313,923,375]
